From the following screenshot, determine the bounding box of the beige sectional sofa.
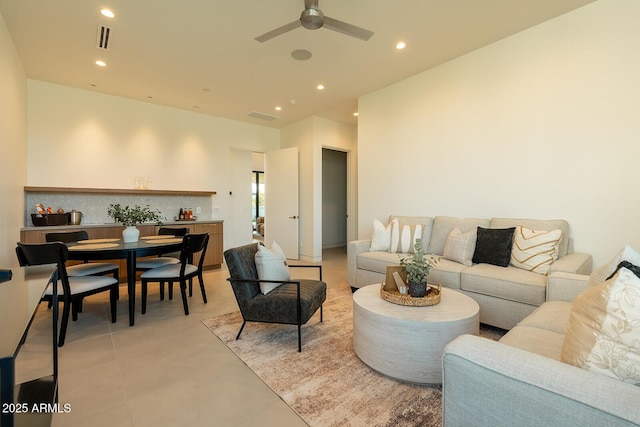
[347,216,593,330]
[442,271,640,426]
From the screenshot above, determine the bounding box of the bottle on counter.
[179,208,184,220]
[188,208,193,219]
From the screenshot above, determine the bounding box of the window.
[252,171,265,223]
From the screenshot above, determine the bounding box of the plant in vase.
[399,238,438,297]
[107,204,164,242]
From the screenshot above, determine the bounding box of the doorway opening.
[322,148,348,249]
[252,152,265,241]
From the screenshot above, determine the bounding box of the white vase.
[122,226,140,242]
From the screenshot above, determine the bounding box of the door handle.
[289,215,298,219]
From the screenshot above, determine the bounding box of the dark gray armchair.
[224,243,326,352]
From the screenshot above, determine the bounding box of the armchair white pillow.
[255,241,290,294]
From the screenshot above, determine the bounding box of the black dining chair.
[16,242,119,347]
[140,233,209,316]
[223,243,326,352]
[136,227,188,300]
[45,231,120,280]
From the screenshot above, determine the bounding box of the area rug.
[203,285,504,427]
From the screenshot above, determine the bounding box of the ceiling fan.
[255,0,374,43]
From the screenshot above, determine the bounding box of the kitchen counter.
[20,219,222,232]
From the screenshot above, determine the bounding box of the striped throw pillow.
[511,226,562,274]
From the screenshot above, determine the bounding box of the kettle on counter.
[69,209,83,225]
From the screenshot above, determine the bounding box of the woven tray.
[380,283,442,306]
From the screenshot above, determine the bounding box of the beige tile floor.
[17,247,349,427]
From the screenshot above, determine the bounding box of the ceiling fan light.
[300,8,324,30]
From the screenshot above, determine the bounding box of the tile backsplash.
[25,192,213,227]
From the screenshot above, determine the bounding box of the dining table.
[66,236,184,326]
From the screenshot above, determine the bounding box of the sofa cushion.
[500,325,565,361]
[561,267,640,386]
[429,216,489,256]
[429,258,468,290]
[443,227,476,267]
[490,218,570,258]
[588,245,640,287]
[516,301,572,334]
[389,215,433,253]
[369,218,397,252]
[357,251,401,274]
[511,226,562,274]
[461,263,547,306]
[472,227,516,267]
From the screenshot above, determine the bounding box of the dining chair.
[45,231,120,280]
[16,242,119,347]
[223,243,326,352]
[140,233,209,316]
[135,227,188,300]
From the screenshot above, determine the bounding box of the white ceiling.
[0,0,595,129]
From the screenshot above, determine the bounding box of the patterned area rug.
[203,285,504,427]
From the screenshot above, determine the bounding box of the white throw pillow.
[510,226,562,275]
[561,267,640,386]
[389,222,423,254]
[255,241,290,294]
[443,227,476,267]
[588,245,640,287]
[369,218,395,252]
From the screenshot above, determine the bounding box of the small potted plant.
[400,238,439,297]
[107,204,164,242]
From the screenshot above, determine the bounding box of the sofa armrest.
[546,271,590,302]
[443,335,640,427]
[548,252,592,275]
[347,240,371,287]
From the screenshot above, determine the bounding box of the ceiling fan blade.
[255,20,301,43]
[323,16,374,41]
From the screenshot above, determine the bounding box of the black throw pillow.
[606,260,640,280]
[472,226,516,267]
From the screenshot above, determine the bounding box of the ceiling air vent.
[248,111,279,121]
[96,25,111,50]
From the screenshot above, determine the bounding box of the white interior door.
[264,147,299,259]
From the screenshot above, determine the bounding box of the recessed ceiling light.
[101,9,115,18]
[396,41,406,50]
[147,96,153,99]
[353,112,359,117]
[89,83,96,88]
[95,60,106,67]
[316,84,325,90]
[275,106,282,111]
[202,88,210,93]
[193,106,199,110]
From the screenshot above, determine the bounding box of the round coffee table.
[353,284,479,384]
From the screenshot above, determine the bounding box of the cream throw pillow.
[443,227,476,266]
[588,245,640,287]
[255,241,290,294]
[389,222,423,254]
[510,226,562,275]
[369,218,396,252]
[561,267,640,386]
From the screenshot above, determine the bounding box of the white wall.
[0,13,26,267]
[281,116,356,261]
[358,0,640,268]
[26,81,280,250]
